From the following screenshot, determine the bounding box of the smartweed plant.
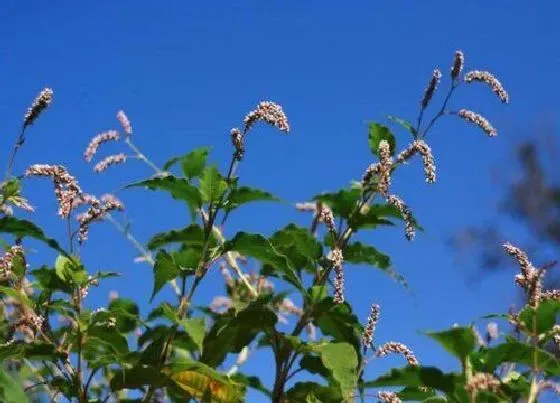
[0,51,558,403]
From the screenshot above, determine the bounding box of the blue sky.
[1,1,559,401]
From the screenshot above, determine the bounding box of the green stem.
[5,126,26,180]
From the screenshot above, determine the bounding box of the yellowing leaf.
[164,368,243,403]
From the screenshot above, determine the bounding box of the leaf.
[310,342,358,397]
[300,355,331,380]
[397,386,437,401]
[108,298,140,334]
[285,382,342,403]
[126,175,202,218]
[163,156,182,171]
[223,232,293,273]
[313,188,361,219]
[55,255,88,286]
[313,298,362,358]
[165,363,245,403]
[110,365,167,391]
[201,301,277,367]
[368,122,396,156]
[31,266,72,293]
[150,250,180,302]
[0,341,64,361]
[362,366,459,394]
[473,340,560,376]
[0,286,34,308]
[387,114,417,135]
[225,186,279,212]
[518,299,560,335]
[181,147,211,179]
[426,327,477,364]
[0,216,66,254]
[180,317,205,353]
[147,224,206,250]
[230,373,271,398]
[199,165,228,204]
[343,241,391,270]
[0,368,28,403]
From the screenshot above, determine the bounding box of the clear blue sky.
[1,1,559,400]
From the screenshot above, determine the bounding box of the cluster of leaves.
[0,51,558,403]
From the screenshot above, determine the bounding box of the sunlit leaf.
[126,175,202,218]
[150,250,180,302]
[368,122,396,156]
[0,368,28,403]
[518,299,560,335]
[147,224,207,250]
[166,362,245,402]
[426,327,477,364]
[181,147,211,179]
[200,165,228,204]
[180,317,205,353]
[310,342,358,397]
[0,216,66,254]
[0,286,34,308]
[362,366,460,394]
[313,188,361,219]
[225,186,279,212]
[387,114,417,135]
[201,300,277,367]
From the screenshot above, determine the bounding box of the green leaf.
[0,341,64,361]
[201,301,277,367]
[310,342,358,397]
[0,216,66,254]
[110,365,167,391]
[225,186,279,212]
[108,298,140,334]
[473,340,560,376]
[343,241,390,270]
[126,175,202,217]
[387,114,417,135]
[0,286,34,308]
[224,232,293,273]
[313,298,362,358]
[31,266,72,293]
[426,327,477,364]
[368,123,396,156]
[230,373,271,398]
[0,368,28,403]
[269,224,323,272]
[313,188,361,219]
[151,250,180,302]
[55,255,88,285]
[199,165,228,204]
[180,317,205,353]
[362,366,459,394]
[518,299,560,335]
[181,147,211,179]
[147,224,206,250]
[300,355,331,380]
[397,386,437,401]
[285,382,342,403]
[163,156,182,172]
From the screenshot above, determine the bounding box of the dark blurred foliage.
[449,120,560,291]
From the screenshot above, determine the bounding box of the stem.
[421,82,459,139]
[75,289,85,402]
[527,311,540,403]
[143,151,241,402]
[5,126,26,179]
[105,213,181,297]
[124,137,162,174]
